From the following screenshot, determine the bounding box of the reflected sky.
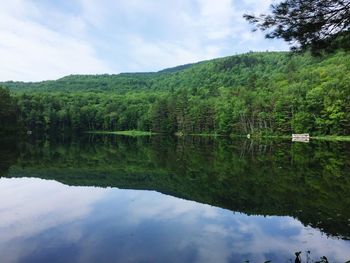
[0,178,349,263]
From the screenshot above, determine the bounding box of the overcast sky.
[0,0,287,81]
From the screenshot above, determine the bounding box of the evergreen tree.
[244,0,350,53]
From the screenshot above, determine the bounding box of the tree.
[0,87,20,132]
[244,0,350,54]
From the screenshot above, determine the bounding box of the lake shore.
[86,130,157,136]
[87,131,350,142]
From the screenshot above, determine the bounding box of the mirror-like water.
[0,135,349,262]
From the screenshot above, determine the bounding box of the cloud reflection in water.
[0,178,349,263]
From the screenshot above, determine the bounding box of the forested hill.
[1,51,350,136]
[0,51,327,93]
[2,51,349,95]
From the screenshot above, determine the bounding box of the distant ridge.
[0,50,347,95]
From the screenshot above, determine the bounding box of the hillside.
[0,51,324,93]
[1,51,350,136]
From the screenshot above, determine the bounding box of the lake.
[0,135,350,263]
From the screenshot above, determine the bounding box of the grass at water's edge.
[248,135,350,142]
[86,130,157,136]
[251,135,350,142]
[310,136,350,142]
[86,131,350,141]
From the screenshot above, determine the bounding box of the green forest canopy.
[1,51,350,136]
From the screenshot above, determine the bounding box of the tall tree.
[244,0,350,53]
[0,87,19,132]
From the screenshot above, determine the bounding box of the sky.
[0,0,288,81]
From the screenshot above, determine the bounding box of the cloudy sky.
[0,0,288,81]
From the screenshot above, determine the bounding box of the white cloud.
[0,0,288,81]
[242,0,275,12]
[123,35,221,71]
[195,0,236,40]
[0,1,113,81]
[86,0,285,72]
[0,178,109,240]
[0,178,109,263]
[0,178,349,263]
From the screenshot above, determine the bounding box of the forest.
[1,50,350,136]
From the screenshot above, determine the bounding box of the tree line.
[1,50,350,136]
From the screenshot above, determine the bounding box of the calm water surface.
[0,135,349,263]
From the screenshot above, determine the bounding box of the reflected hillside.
[2,135,350,240]
[0,136,19,177]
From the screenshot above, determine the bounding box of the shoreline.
[85,130,157,136]
[86,131,350,142]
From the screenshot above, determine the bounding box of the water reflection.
[0,135,350,262]
[0,177,349,263]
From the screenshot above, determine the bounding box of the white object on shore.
[292,133,309,142]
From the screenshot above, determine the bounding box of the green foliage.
[244,0,350,54]
[0,87,20,133]
[2,51,350,136]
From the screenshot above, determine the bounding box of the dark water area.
[0,135,350,263]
